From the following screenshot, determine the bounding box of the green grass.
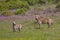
[0,19,60,40]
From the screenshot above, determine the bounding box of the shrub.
[2,11,14,16]
[56,2,60,8]
[7,1,17,9]
[7,1,29,9]
[56,2,60,11]
[15,8,27,15]
[0,2,9,11]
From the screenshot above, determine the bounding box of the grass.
[0,19,60,40]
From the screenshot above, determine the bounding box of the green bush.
[7,1,29,9]
[15,8,27,15]
[26,0,39,5]
[7,1,18,9]
[2,11,14,16]
[56,2,60,8]
[0,2,8,11]
[56,2,60,11]
[21,1,29,9]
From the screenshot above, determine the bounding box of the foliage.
[0,0,60,16]
[6,1,29,9]
[56,2,60,12]
[56,2,60,8]
[2,11,14,16]
[0,2,8,11]
[25,0,40,5]
[15,8,27,15]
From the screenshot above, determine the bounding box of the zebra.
[12,21,22,32]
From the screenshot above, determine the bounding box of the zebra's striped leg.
[13,28,16,32]
[47,22,51,28]
[38,23,40,29]
[18,28,21,32]
[38,21,41,29]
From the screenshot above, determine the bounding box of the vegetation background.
[0,0,60,40]
[0,0,60,16]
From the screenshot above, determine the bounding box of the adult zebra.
[35,15,53,28]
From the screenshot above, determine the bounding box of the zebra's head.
[13,21,16,26]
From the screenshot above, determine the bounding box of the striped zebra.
[35,15,53,28]
[12,21,22,32]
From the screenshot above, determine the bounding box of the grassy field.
[0,18,60,40]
